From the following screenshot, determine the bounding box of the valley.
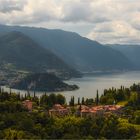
[0,24,135,72]
[0,0,140,139]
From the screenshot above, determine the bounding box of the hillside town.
[1,83,140,139]
[22,99,123,118]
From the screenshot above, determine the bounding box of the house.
[77,105,123,118]
[22,100,33,111]
[49,104,70,117]
[103,105,122,113]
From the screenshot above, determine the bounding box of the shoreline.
[0,84,79,95]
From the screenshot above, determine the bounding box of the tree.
[81,97,85,105]
[96,90,99,105]
[78,97,80,105]
[48,94,57,106]
[129,111,140,124]
[116,125,137,139]
[100,115,118,139]
[4,129,26,139]
[69,96,74,106]
[100,95,107,105]
[56,94,66,105]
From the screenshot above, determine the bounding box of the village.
[22,99,124,118]
[1,84,140,139]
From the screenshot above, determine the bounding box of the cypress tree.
[24,93,27,100]
[72,96,75,106]
[96,90,99,105]
[69,96,73,106]
[82,97,85,105]
[78,97,80,105]
[34,91,36,98]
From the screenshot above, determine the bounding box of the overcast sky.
[0,0,140,44]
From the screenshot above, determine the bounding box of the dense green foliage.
[0,111,139,139]
[1,84,140,139]
[100,84,140,108]
[40,93,66,107]
[100,86,129,104]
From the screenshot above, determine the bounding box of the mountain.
[0,24,133,72]
[11,73,78,91]
[108,44,140,69]
[0,31,81,78]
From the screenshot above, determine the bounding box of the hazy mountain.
[0,24,133,72]
[108,44,140,69]
[0,31,80,78]
[11,73,78,91]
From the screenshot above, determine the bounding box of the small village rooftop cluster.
[22,99,123,117]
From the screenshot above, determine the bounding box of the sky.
[0,0,140,44]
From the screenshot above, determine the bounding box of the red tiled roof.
[81,109,90,113]
[80,105,123,113]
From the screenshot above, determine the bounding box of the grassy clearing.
[117,101,128,106]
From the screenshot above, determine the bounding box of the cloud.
[0,0,61,24]
[130,12,140,31]
[0,0,27,13]
[60,0,111,23]
[0,0,140,44]
[87,21,140,44]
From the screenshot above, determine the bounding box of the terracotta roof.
[23,100,32,103]
[81,109,90,113]
[80,105,123,113]
[77,105,90,110]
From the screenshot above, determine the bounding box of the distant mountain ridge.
[108,44,140,69]
[0,24,134,72]
[0,31,80,78]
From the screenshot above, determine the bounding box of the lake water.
[2,71,140,103]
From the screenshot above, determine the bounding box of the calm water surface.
[2,71,140,103]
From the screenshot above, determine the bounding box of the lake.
[2,71,140,103]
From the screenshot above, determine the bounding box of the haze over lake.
[2,71,140,103]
